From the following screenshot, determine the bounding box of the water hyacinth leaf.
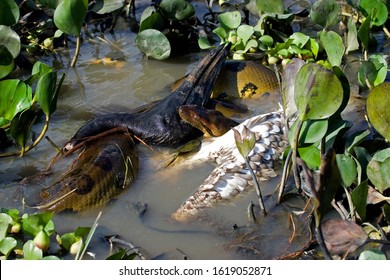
[233,126,256,158]
[357,13,371,50]
[21,212,54,237]
[346,17,359,54]
[0,213,13,239]
[135,29,171,60]
[359,249,387,260]
[310,0,341,29]
[351,180,368,221]
[256,0,285,14]
[198,37,213,50]
[324,118,350,151]
[359,0,388,26]
[336,153,357,187]
[366,83,390,140]
[159,0,195,21]
[306,38,319,58]
[289,119,328,145]
[0,237,17,258]
[319,30,344,67]
[0,45,13,66]
[213,27,228,42]
[0,59,14,79]
[218,11,241,30]
[290,32,310,48]
[92,0,124,14]
[0,0,20,26]
[0,25,20,58]
[332,66,350,116]
[35,71,58,116]
[237,25,254,44]
[321,219,368,255]
[0,79,32,121]
[358,54,388,88]
[243,39,258,53]
[139,7,165,32]
[10,108,37,150]
[367,148,390,193]
[23,240,43,260]
[32,61,53,78]
[38,0,58,9]
[298,144,321,169]
[294,63,344,121]
[258,35,274,47]
[54,0,88,36]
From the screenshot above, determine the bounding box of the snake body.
[36,133,138,212]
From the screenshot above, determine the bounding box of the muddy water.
[0,5,297,259]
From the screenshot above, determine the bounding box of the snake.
[34,45,281,213]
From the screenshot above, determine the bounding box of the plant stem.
[245,157,267,215]
[292,119,304,192]
[277,148,292,203]
[71,35,81,67]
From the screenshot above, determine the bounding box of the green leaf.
[310,0,341,29]
[0,0,20,26]
[366,83,390,140]
[357,13,372,50]
[294,63,344,121]
[0,79,32,121]
[10,108,37,149]
[358,54,388,88]
[346,17,359,54]
[0,25,21,58]
[319,30,345,67]
[218,11,241,30]
[367,148,390,193]
[336,153,357,187]
[351,180,368,221]
[54,0,88,36]
[21,212,54,237]
[0,237,17,258]
[198,37,213,50]
[212,27,228,42]
[233,126,256,158]
[37,0,58,9]
[359,249,387,260]
[0,213,12,240]
[289,119,328,145]
[359,0,388,26]
[23,240,43,260]
[237,25,254,44]
[256,0,285,14]
[0,45,13,65]
[298,145,321,169]
[290,32,310,48]
[0,59,14,79]
[139,8,165,32]
[135,29,171,60]
[35,71,58,116]
[92,0,124,14]
[159,0,195,21]
[258,35,274,48]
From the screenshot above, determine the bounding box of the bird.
[171,110,287,221]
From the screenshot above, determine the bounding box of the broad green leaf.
[351,180,368,221]
[213,27,228,42]
[256,0,285,14]
[218,11,241,30]
[23,240,43,260]
[367,148,390,193]
[0,45,13,65]
[366,83,390,140]
[0,79,32,121]
[139,8,165,32]
[243,39,258,53]
[332,66,350,116]
[32,61,53,78]
[38,0,58,9]
[357,13,371,50]
[294,63,344,121]
[198,37,213,50]
[358,54,388,88]
[346,17,359,54]
[135,29,171,60]
[298,144,321,169]
[10,108,37,149]
[306,38,319,58]
[290,32,310,48]
[0,0,20,26]
[0,59,14,79]
[359,249,387,260]
[21,212,54,237]
[237,25,254,44]
[258,35,274,47]
[0,213,12,240]
[0,237,17,258]
[92,0,124,14]
[289,119,328,145]
[310,0,341,29]
[159,0,195,21]
[35,71,58,116]
[336,153,357,187]
[54,0,87,36]
[0,25,20,58]
[319,30,344,67]
[359,0,388,26]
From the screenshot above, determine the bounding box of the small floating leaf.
[346,17,359,54]
[336,153,357,187]
[54,0,87,36]
[367,147,390,193]
[92,0,124,14]
[23,240,43,260]
[0,0,20,26]
[359,249,387,260]
[351,180,368,221]
[359,0,388,26]
[159,0,195,21]
[319,30,345,67]
[256,0,285,14]
[218,11,241,30]
[135,29,171,60]
[0,79,32,122]
[366,83,390,140]
[0,25,21,58]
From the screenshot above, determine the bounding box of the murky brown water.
[0,1,328,260]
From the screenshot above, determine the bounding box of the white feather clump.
[172,111,287,221]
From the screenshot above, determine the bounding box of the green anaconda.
[35,45,281,213]
[35,133,138,212]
